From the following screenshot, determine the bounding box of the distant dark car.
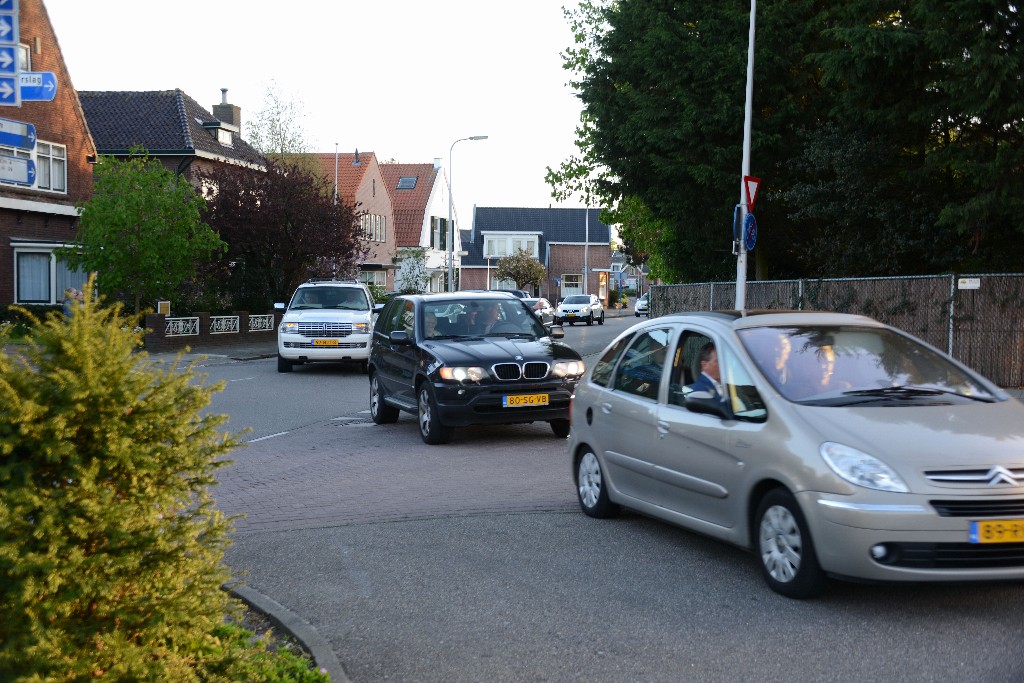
[368,293,585,444]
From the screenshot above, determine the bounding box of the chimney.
[433,157,442,170]
[212,88,242,133]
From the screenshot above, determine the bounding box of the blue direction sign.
[0,116,34,150]
[0,154,35,185]
[20,72,57,102]
[0,0,16,107]
[743,213,757,252]
[0,46,15,75]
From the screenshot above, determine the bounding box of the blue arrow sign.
[20,71,57,102]
[0,46,15,75]
[0,75,16,106]
[0,116,34,150]
[0,0,15,11]
[0,154,35,185]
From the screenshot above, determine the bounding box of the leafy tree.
[495,249,548,291]
[246,79,321,174]
[198,158,368,311]
[394,248,430,293]
[60,150,225,314]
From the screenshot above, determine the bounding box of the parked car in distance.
[555,294,605,326]
[275,279,376,374]
[635,292,650,318]
[369,292,585,444]
[570,310,1024,598]
[523,297,555,325]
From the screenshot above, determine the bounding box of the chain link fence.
[650,274,1024,388]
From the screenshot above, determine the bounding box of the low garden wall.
[143,311,281,352]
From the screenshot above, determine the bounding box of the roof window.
[397,176,417,190]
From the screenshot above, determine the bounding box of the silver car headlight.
[281,321,299,334]
[820,442,909,493]
[439,366,488,382]
[552,360,586,378]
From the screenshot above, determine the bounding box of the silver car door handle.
[657,420,670,436]
[599,402,612,414]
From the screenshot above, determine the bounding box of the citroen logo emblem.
[985,466,1020,487]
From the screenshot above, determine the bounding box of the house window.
[561,273,582,297]
[511,238,537,257]
[0,140,67,193]
[361,215,387,242]
[36,142,67,192]
[397,176,417,189]
[14,244,87,304]
[359,270,386,287]
[18,44,29,71]
[484,237,508,258]
[217,129,232,146]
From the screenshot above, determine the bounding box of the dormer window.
[217,128,232,146]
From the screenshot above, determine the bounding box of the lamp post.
[735,0,756,309]
[447,135,488,292]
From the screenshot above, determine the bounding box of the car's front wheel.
[550,418,570,438]
[277,354,293,373]
[418,384,452,445]
[576,449,617,518]
[369,373,399,424]
[598,312,605,325]
[755,489,827,599]
[635,311,641,318]
[586,314,594,326]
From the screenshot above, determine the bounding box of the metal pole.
[583,208,590,294]
[447,135,488,292]
[333,143,339,205]
[735,0,756,309]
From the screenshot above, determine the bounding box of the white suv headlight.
[352,322,369,333]
[281,321,298,334]
[820,442,909,493]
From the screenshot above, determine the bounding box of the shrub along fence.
[649,273,1024,388]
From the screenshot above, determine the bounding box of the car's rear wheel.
[277,354,293,373]
[756,489,827,599]
[418,384,452,444]
[369,373,399,424]
[550,418,570,438]
[576,449,617,518]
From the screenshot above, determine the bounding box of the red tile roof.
[313,151,374,204]
[380,163,439,247]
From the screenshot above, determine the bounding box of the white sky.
[43,0,588,228]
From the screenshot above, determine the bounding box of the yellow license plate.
[313,339,339,347]
[969,519,1024,543]
[503,393,549,408]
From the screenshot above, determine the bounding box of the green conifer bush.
[0,282,327,681]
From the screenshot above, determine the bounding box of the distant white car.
[275,279,376,373]
[523,297,555,325]
[555,294,605,326]
[635,293,650,318]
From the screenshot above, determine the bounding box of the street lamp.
[447,135,488,292]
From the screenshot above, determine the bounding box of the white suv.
[554,294,605,326]
[276,280,376,373]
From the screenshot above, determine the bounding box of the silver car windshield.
[738,325,996,405]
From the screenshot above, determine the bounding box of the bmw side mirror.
[548,325,565,339]
[389,330,412,345]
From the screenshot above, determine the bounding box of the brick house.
[1,0,97,307]
[379,159,457,292]
[460,207,612,305]
[313,150,397,291]
[78,88,265,181]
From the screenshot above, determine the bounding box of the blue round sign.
[743,213,757,251]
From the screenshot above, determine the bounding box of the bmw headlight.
[552,360,586,378]
[439,366,488,382]
[281,321,299,334]
[820,442,909,493]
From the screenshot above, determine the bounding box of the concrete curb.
[230,584,348,683]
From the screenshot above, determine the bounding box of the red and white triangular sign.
[744,175,761,211]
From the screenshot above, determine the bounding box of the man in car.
[469,302,502,334]
[688,342,725,401]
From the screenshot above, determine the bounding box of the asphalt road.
[168,317,1024,683]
